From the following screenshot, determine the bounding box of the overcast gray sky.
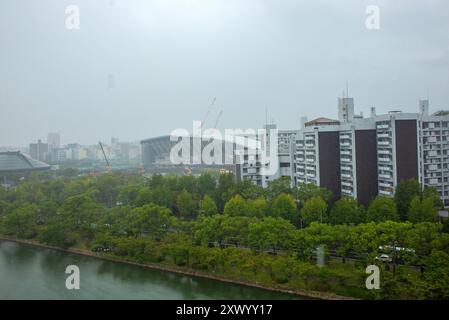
[1,0,448,146]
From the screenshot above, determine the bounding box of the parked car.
[375,254,392,263]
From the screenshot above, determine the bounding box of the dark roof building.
[0,151,51,173]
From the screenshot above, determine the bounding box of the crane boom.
[213,110,223,129]
[99,142,111,173]
[200,97,217,129]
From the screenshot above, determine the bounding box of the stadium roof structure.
[0,151,51,173]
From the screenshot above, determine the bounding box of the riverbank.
[0,235,356,300]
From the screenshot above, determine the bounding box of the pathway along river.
[0,241,300,300]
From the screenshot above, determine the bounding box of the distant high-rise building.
[29,140,49,162]
[47,133,60,149]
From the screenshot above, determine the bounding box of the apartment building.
[293,97,449,206]
[238,124,298,188]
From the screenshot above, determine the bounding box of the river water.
[0,241,300,300]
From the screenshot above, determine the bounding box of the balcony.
[379,174,392,179]
[340,142,351,147]
[341,157,352,163]
[379,182,392,188]
[305,143,315,148]
[378,133,390,138]
[378,157,391,163]
[379,189,392,196]
[378,149,391,155]
[377,124,390,129]
[340,150,351,155]
[341,174,352,179]
[341,181,352,187]
[378,141,391,146]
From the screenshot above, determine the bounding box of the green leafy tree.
[248,217,296,252]
[3,204,39,238]
[296,183,333,205]
[424,250,449,299]
[407,196,437,223]
[267,177,292,199]
[176,190,197,218]
[247,197,269,218]
[270,193,297,223]
[366,196,399,222]
[197,173,217,197]
[150,185,173,208]
[199,195,218,217]
[194,215,225,246]
[423,186,443,209]
[394,179,420,219]
[127,204,174,239]
[135,187,153,207]
[223,195,248,217]
[301,196,328,225]
[214,173,236,211]
[330,197,364,225]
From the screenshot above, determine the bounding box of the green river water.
[0,241,301,300]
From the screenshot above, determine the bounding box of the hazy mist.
[1,0,448,146]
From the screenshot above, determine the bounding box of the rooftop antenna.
[265,107,268,127]
[346,80,349,98]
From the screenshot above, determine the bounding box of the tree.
[301,196,327,225]
[248,217,296,252]
[267,177,292,199]
[194,215,225,247]
[2,204,39,238]
[197,173,216,197]
[199,195,218,217]
[330,197,364,225]
[117,184,141,206]
[366,196,399,222]
[127,204,174,239]
[221,216,254,247]
[270,193,297,223]
[135,187,153,207]
[424,250,449,299]
[214,173,236,211]
[176,190,197,219]
[223,195,248,217]
[394,179,420,219]
[150,185,173,208]
[423,186,443,209]
[247,197,269,218]
[58,167,79,177]
[407,196,437,223]
[296,183,332,205]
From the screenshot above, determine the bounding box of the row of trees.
[0,171,448,298]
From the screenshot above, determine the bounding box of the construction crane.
[213,110,223,129]
[200,97,217,129]
[99,142,112,173]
